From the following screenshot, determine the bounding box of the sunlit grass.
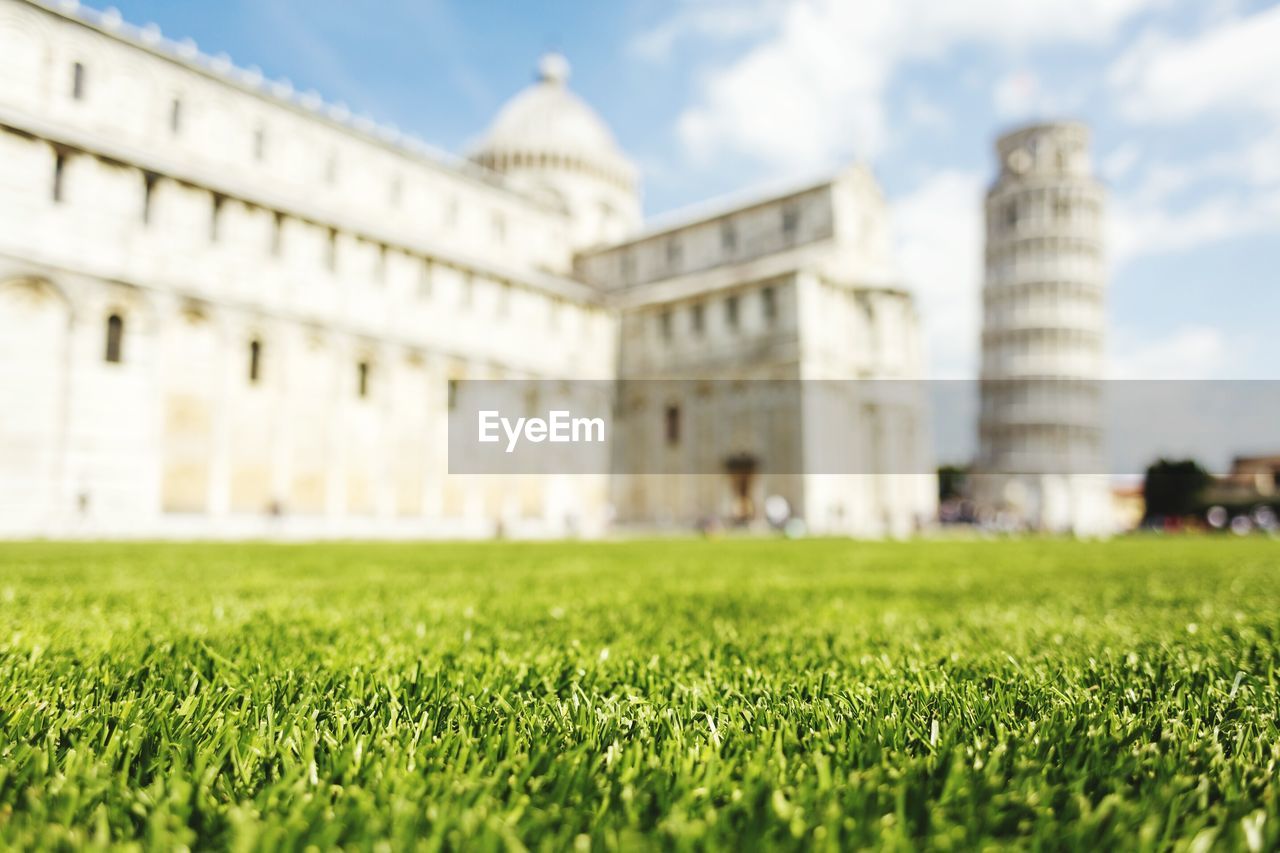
[0,538,1277,849]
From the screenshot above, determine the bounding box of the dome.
[472,54,636,190]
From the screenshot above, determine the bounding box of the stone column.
[206,307,234,520]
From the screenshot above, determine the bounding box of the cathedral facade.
[0,0,935,539]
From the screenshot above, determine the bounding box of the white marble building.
[0,0,935,539]
[578,171,936,536]
[975,122,1113,534]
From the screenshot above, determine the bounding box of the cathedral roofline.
[595,164,872,252]
[21,0,569,216]
[0,103,602,306]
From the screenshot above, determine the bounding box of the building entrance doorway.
[724,453,758,524]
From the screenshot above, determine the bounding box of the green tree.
[1142,458,1211,520]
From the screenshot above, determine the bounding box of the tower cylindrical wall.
[976,122,1111,533]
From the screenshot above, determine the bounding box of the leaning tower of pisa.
[975,122,1113,534]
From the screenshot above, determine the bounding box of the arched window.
[357,360,371,398]
[658,309,672,340]
[418,258,434,298]
[761,286,777,324]
[210,194,224,242]
[721,219,737,253]
[725,294,740,330]
[326,227,338,271]
[142,172,158,225]
[52,152,67,203]
[271,211,285,257]
[781,204,800,240]
[664,404,681,446]
[105,314,124,364]
[71,62,86,100]
[248,339,262,384]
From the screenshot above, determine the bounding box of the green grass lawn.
[0,538,1277,850]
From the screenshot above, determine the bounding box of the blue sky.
[103,0,1280,381]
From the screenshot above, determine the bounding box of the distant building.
[1199,455,1280,510]
[974,122,1113,534]
[1221,455,1280,497]
[0,0,934,539]
[576,167,936,536]
[1110,482,1144,532]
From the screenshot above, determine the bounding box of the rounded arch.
[98,280,159,335]
[177,297,214,326]
[104,311,125,363]
[90,283,160,373]
[0,274,74,317]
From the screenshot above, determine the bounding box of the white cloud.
[1109,325,1227,379]
[1109,5,1280,123]
[991,68,1088,121]
[1108,127,1280,267]
[1110,189,1280,266]
[660,0,1162,168]
[992,69,1042,119]
[1201,126,1280,187]
[891,170,985,378]
[676,2,892,167]
[1101,142,1142,182]
[1106,9,1280,270]
[628,2,785,62]
[904,93,949,131]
